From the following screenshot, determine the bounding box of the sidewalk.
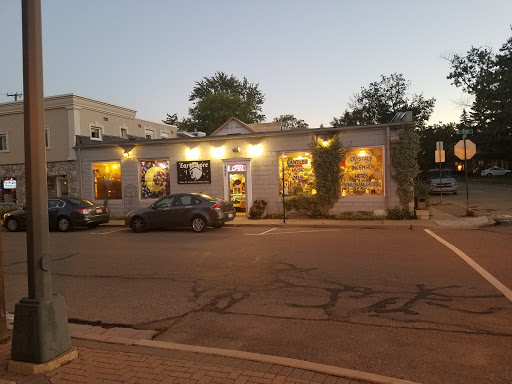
[108,205,496,230]
[0,321,420,384]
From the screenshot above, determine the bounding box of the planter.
[415,197,427,210]
[415,209,430,220]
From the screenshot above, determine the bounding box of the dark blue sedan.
[3,197,110,232]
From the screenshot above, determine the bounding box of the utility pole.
[10,0,73,365]
[7,93,23,101]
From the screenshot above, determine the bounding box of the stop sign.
[454,139,476,160]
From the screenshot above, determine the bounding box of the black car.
[3,197,110,232]
[125,193,236,233]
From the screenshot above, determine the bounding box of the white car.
[480,167,511,177]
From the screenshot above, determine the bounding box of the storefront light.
[322,140,329,147]
[186,147,200,159]
[359,150,366,156]
[248,144,263,157]
[211,147,225,158]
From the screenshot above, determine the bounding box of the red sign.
[228,164,246,172]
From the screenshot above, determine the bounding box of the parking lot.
[2,223,512,384]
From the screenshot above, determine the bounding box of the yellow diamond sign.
[454,139,476,160]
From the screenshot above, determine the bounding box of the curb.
[76,334,420,384]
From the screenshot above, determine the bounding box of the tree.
[162,113,179,126]
[186,72,265,135]
[446,29,512,160]
[331,73,435,129]
[273,114,309,130]
[417,122,458,172]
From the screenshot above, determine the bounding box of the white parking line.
[90,228,128,235]
[245,229,346,236]
[424,229,512,302]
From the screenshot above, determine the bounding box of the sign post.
[454,131,477,215]
[435,141,445,203]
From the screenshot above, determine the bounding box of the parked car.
[125,193,236,233]
[427,169,458,195]
[3,197,110,232]
[480,167,511,177]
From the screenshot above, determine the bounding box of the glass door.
[229,173,246,212]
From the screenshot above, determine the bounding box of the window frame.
[145,128,156,140]
[90,125,103,141]
[0,133,8,152]
[160,130,170,139]
[120,126,128,139]
[45,128,51,149]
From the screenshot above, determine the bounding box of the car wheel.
[57,217,72,232]
[6,218,20,232]
[487,173,492,177]
[212,223,224,229]
[453,191,457,195]
[191,216,207,232]
[131,217,147,233]
[506,172,511,177]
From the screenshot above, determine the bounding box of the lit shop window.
[93,162,122,199]
[278,152,316,196]
[340,147,384,196]
[140,160,170,199]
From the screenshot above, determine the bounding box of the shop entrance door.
[229,172,246,212]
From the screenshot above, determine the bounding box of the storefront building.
[76,121,407,216]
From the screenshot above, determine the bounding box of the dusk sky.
[1,1,511,128]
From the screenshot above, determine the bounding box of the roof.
[246,122,283,132]
[210,117,256,136]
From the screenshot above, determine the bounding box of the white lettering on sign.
[343,181,381,188]
[229,164,246,172]
[180,162,209,169]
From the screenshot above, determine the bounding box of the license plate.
[228,213,234,218]
[96,208,103,214]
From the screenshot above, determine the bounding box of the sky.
[1,0,511,128]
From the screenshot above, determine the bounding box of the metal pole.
[281,152,286,224]
[439,158,443,204]
[11,0,73,364]
[464,136,469,215]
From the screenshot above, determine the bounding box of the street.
[2,224,511,384]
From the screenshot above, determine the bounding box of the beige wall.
[78,126,402,215]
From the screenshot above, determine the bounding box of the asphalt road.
[2,224,511,384]
[430,180,512,219]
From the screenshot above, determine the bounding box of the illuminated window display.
[340,147,384,196]
[140,160,170,199]
[93,162,122,199]
[279,152,316,196]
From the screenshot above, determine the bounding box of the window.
[103,117,109,122]
[45,128,51,148]
[93,162,122,199]
[145,128,155,139]
[120,127,128,139]
[140,159,170,199]
[340,147,384,196]
[279,152,315,196]
[0,133,8,152]
[91,126,102,141]
[278,147,385,198]
[153,196,175,209]
[160,131,169,139]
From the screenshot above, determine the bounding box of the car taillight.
[77,208,89,214]
[105,207,109,213]
[211,204,221,210]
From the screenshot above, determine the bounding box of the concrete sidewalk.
[0,321,420,384]
[109,205,496,230]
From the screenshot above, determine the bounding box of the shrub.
[248,200,267,219]
[337,211,381,220]
[387,205,412,220]
[284,194,332,217]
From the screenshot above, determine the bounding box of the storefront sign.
[228,164,246,172]
[3,179,16,189]
[177,160,211,184]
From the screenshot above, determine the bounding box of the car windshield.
[68,198,95,206]
[428,171,453,178]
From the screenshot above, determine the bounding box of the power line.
[7,92,23,101]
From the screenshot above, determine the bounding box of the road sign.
[456,129,473,135]
[435,150,445,163]
[454,139,476,160]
